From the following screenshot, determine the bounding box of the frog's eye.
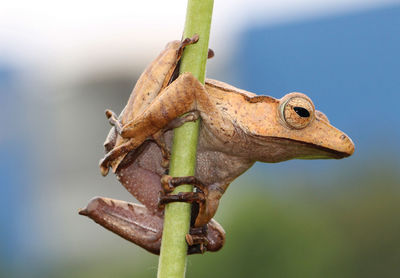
[280,94,315,129]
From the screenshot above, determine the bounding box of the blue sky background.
[224,4,400,186]
[234,4,400,155]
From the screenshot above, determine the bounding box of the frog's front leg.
[99,73,204,176]
[151,110,201,168]
[100,71,232,176]
[105,109,199,169]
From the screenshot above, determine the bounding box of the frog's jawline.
[259,136,351,159]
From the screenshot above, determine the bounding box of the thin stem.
[157,0,214,277]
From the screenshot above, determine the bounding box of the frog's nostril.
[334,133,355,157]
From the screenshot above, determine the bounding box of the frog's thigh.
[79,197,163,255]
[116,142,165,214]
[120,73,199,138]
[119,37,198,128]
[100,73,229,175]
[121,40,182,121]
[100,73,200,174]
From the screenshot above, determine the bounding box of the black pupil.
[293,107,310,117]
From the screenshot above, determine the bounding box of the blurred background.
[1,0,400,277]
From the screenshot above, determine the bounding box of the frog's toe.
[105,109,123,134]
[182,34,199,47]
[186,226,209,254]
[208,48,214,59]
[186,220,225,254]
[99,159,109,176]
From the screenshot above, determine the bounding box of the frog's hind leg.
[158,175,215,253]
[79,196,225,254]
[100,35,199,163]
[99,73,201,175]
[79,197,163,254]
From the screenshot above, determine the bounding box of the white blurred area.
[1,0,397,86]
[0,0,397,270]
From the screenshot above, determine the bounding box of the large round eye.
[280,94,314,129]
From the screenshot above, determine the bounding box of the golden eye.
[280,93,315,129]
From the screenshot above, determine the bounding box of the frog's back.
[204,78,281,142]
[205,79,257,99]
[204,79,278,125]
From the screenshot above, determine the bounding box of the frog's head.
[249,92,355,162]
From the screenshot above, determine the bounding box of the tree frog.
[79,36,354,255]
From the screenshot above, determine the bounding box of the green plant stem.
[157,0,214,277]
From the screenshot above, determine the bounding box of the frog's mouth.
[249,134,354,162]
[270,136,354,160]
[294,143,352,159]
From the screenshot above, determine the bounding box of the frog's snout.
[337,132,355,158]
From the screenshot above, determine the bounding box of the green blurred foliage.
[26,162,400,278]
[185,170,400,278]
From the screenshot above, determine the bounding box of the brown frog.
[79,36,355,255]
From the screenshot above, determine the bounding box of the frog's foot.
[186,226,209,254]
[178,34,199,57]
[105,110,199,138]
[158,175,214,253]
[186,219,225,254]
[179,34,214,59]
[164,111,200,131]
[105,109,123,134]
[99,111,200,176]
[99,139,140,176]
[157,187,223,254]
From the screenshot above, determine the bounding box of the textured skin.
[81,131,226,253]
[105,40,183,172]
[81,39,355,254]
[82,39,226,254]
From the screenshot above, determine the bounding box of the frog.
[79,35,355,255]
